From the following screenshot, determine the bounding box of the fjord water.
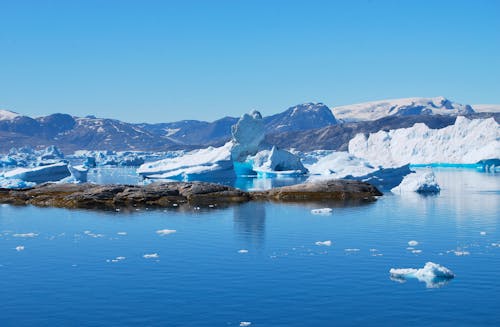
[1,169,499,326]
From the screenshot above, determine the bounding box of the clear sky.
[0,0,499,123]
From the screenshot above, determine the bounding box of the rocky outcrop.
[0,180,382,210]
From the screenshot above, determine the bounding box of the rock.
[0,179,382,210]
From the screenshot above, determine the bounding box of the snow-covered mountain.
[263,102,337,132]
[0,109,20,121]
[332,96,474,122]
[472,104,500,113]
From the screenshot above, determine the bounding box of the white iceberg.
[315,240,332,246]
[137,142,234,181]
[250,146,308,177]
[391,171,440,194]
[349,116,499,167]
[238,249,249,254]
[230,110,265,162]
[143,253,159,259]
[0,177,36,189]
[390,262,455,288]
[15,245,25,251]
[408,240,419,246]
[4,162,71,183]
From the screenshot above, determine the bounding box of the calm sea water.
[1,169,499,326]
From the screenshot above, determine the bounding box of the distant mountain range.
[0,97,498,153]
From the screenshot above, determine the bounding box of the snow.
[311,208,333,215]
[333,96,474,122]
[315,240,332,246]
[391,171,440,194]
[349,116,499,166]
[4,162,71,183]
[390,262,455,288]
[0,109,20,121]
[472,104,500,113]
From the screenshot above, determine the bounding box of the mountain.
[472,104,500,113]
[1,98,496,153]
[332,96,474,122]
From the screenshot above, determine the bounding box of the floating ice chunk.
[491,243,500,247]
[15,245,25,251]
[117,232,127,236]
[108,256,126,263]
[143,253,159,259]
[4,162,71,183]
[240,322,252,327]
[311,208,333,215]
[390,262,455,288]
[408,240,419,246]
[454,251,470,256]
[0,177,36,189]
[156,229,176,236]
[13,232,38,238]
[391,171,440,194]
[412,249,422,254]
[480,231,487,236]
[344,248,360,252]
[238,249,249,254]
[315,240,332,246]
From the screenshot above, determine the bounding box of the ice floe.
[143,253,159,259]
[156,229,177,236]
[311,208,333,215]
[390,262,455,288]
[15,245,25,251]
[408,240,419,246]
[239,322,252,327]
[238,249,249,254]
[315,240,332,246]
[13,232,38,238]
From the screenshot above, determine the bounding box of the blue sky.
[0,0,499,122]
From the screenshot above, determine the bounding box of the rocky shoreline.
[0,180,382,210]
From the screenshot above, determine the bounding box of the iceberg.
[315,240,332,246]
[389,262,455,288]
[3,162,71,183]
[137,142,234,180]
[250,146,308,177]
[311,208,333,215]
[68,164,88,183]
[391,171,440,194]
[138,110,308,181]
[0,177,36,189]
[349,116,499,167]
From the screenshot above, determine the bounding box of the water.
[1,169,499,326]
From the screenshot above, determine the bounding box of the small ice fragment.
[172,203,178,207]
[117,232,127,236]
[390,262,455,288]
[115,256,126,261]
[238,249,249,254]
[454,251,470,256]
[369,248,378,252]
[492,243,500,247]
[344,248,360,252]
[408,240,419,246]
[412,249,422,254]
[311,208,332,215]
[406,247,414,250]
[240,322,251,327]
[13,232,38,238]
[84,230,91,234]
[156,229,177,236]
[115,208,121,212]
[480,231,486,236]
[194,206,201,210]
[315,240,332,246]
[15,245,25,251]
[143,253,159,259]
[208,204,215,208]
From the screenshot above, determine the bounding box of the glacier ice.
[391,171,440,194]
[390,262,455,288]
[3,162,71,184]
[250,146,308,176]
[230,110,265,162]
[349,116,499,166]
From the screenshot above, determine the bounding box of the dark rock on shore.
[0,180,382,210]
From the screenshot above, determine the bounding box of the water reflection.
[233,203,266,247]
